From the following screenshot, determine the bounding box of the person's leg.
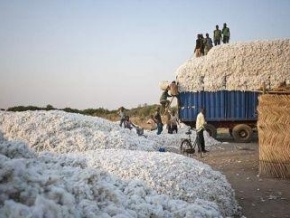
[160,102,166,113]
[200,131,205,151]
[223,37,227,44]
[199,130,208,152]
[196,48,201,57]
[197,130,205,151]
[157,123,163,135]
[175,125,178,133]
[120,118,124,127]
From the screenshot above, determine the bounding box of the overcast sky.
[1,0,290,110]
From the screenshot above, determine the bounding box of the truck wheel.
[232,124,253,143]
[204,124,217,138]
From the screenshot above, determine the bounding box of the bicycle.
[180,128,202,157]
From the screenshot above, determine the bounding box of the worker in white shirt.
[196,108,209,153]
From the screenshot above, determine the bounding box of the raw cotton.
[1,141,225,217]
[0,110,240,217]
[176,39,290,92]
[0,111,220,154]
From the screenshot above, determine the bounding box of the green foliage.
[46,104,54,110]
[128,104,159,119]
[83,108,111,116]
[7,105,44,111]
[62,107,83,114]
[7,105,56,112]
[5,103,163,121]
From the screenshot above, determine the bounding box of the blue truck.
[178,90,260,142]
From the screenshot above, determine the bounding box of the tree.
[46,105,54,110]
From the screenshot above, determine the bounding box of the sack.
[159,81,169,91]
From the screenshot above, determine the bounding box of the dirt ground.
[196,133,290,218]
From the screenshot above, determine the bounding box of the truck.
[177,90,260,142]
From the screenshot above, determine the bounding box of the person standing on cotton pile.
[196,108,209,153]
[204,33,213,55]
[169,110,180,134]
[153,107,163,135]
[222,23,230,44]
[213,25,222,46]
[118,106,126,127]
[194,34,204,57]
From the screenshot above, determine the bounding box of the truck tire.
[204,124,217,139]
[232,124,253,143]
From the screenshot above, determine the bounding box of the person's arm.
[201,114,206,126]
[166,90,172,97]
[176,117,180,125]
[131,122,137,128]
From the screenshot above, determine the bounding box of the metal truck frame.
[177,90,260,142]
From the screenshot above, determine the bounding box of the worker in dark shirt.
[194,34,204,57]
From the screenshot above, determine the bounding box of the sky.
[1,0,290,110]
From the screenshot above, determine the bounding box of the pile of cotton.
[0,111,159,153]
[0,111,220,154]
[0,131,240,217]
[176,39,290,92]
[0,110,241,217]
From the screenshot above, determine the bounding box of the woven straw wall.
[257,94,290,179]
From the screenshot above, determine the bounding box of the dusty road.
[197,135,290,218]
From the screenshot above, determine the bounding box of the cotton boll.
[32,196,64,218]
[39,152,88,169]
[77,199,104,218]
[45,186,75,207]
[0,140,36,159]
[0,200,31,218]
[0,160,45,206]
[102,204,136,218]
